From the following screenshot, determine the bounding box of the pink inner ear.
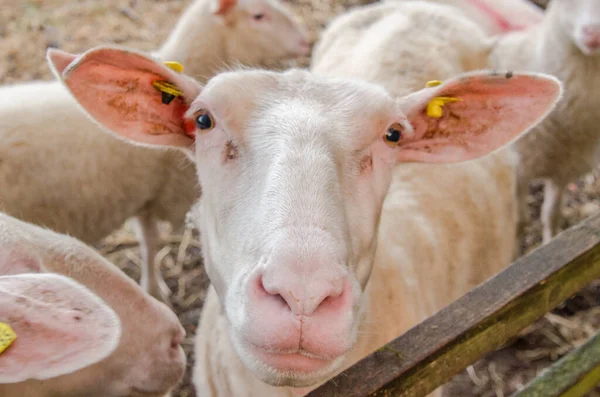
[66,62,191,143]
[47,48,79,76]
[0,274,121,383]
[54,47,201,148]
[213,0,238,15]
[399,73,561,163]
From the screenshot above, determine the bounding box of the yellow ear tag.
[152,81,183,97]
[426,80,443,88]
[152,61,185,105]
[164,61,184,74]
[0,323,17,355]
[426,97,461,118]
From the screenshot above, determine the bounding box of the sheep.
[47,40,561,396]
[487,0,600,246]
[384,0,544,35]
[0,212,186,397]
[0,0,309,303]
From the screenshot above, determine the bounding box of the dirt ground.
[1,0,599,396]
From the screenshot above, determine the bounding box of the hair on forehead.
[232,70,397,155]
[199,68,397,151]
[205,65,393,98]
[211,68,394,116]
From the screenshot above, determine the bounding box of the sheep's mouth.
[252,346,332,372]
[244,344,346,387]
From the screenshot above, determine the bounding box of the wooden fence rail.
[308,212,600,397]
[512,330,600,397]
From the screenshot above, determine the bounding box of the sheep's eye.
[384,123,404,147]
[253,13,265,20]
[195,110,215,131]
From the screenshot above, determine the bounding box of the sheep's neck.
[157,2,228,84]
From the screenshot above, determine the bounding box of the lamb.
[487,0,600,246]
[47,39,561,397]
[0,0,309,303]
[0,212,186,397]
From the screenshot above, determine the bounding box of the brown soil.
[1,0,598,396]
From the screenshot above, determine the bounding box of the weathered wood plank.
[307,213,600,397]
[559,365,600,397]
[510,331,600,397]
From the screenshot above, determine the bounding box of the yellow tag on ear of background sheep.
[426,97,461,118]
[0,323,17,355]
[164,61,184,73]
[426,80,443,88]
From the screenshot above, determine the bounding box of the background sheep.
[0,273,121,386]
[0,212,186,397]
[487,0,600,249]
[384,0,543,35]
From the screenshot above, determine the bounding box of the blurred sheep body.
[488,0,600,245]
[0,0,308,302]
[0,212,186,397]
[383,0,543,35]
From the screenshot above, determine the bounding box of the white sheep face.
[190,70,399,386]
[47,46,562,388]
[552,0,600,56]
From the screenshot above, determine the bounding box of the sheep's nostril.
[273,293,288,307]
[258,276,288,306]
[171,327,185,349]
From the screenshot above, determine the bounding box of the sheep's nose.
[582,24,600,49]
[257,273,348,316]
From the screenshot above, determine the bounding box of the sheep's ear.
[0,273,121,383]
[0,245,42,275]
[393,71,562,164]
[210,0,238,15]
[47,46,202,150]
[46,49,78,75]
